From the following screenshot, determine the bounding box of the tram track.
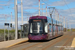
[22,42,42,50]
[9,42,30,49]
[60,34,75,50]
[21,33,70,50]
[42,35,70,50]
[5,32,74,50]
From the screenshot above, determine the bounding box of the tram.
[28,16,63,40]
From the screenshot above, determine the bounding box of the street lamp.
[42,3,44,16]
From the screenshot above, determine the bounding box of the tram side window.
[52,25,54,32]
[58,26,59,31]
[58,26,60,31]
[54,25,56,32]
[54,26,56,31]
[62,26,63,31]
[56,25,58,31]
[57,26,59,31]
[59,26,60,31]
[49,24,52,32]
[59,26,61,31]
[53,25,55,32]
[60,26,61,31]
[55,26,57,31]
[60,26,62,31]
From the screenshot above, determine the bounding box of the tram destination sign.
[33,20,41,22]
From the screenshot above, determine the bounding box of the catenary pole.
[42,3,44,16]
[39,0,40,16]
[15,0,18,39]
[64,17,65,28]
[11,12,12,29]
[46,6,47,16]
[21,0,23,25]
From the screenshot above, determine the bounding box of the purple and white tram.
[28,16,63,40]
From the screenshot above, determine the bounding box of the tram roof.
[29,16,62,23]
[29,16,47,19]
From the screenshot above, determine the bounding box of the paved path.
[0,38,28,49]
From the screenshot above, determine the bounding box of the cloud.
[50,0,75,6]
[0,0,13,9]
[57,8,75,18]
[0,14,12,19]
[0,7,4,9]
[54,8,75,28]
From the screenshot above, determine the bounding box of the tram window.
[58,26,59,31]
[55,26,56,31]
[54,25,55,32]
[49,24,52,32]
[62,27,63,31]
[59,26,61,31]
[57,26,59,31]
[53,25,54,32]
[45,23,48,33]
[58,26,60,31]
[60,26,61,31]
[60,27,62,31]
[59,26,60,31]
[29,22,43,33]
[56,26,58,31]
[54,26,55,32]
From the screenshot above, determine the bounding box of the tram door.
[53,25,56,37]
[55,25,57,37]
[56,25,58,36]
[48,24,53,39]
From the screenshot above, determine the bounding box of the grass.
[0,29,15,34]
[0,29,21,41]
[63,28,75,32]
[0,29,21,33]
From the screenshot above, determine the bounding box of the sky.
[0,0,75,29]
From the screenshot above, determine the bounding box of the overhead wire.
[63,0,74,18]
